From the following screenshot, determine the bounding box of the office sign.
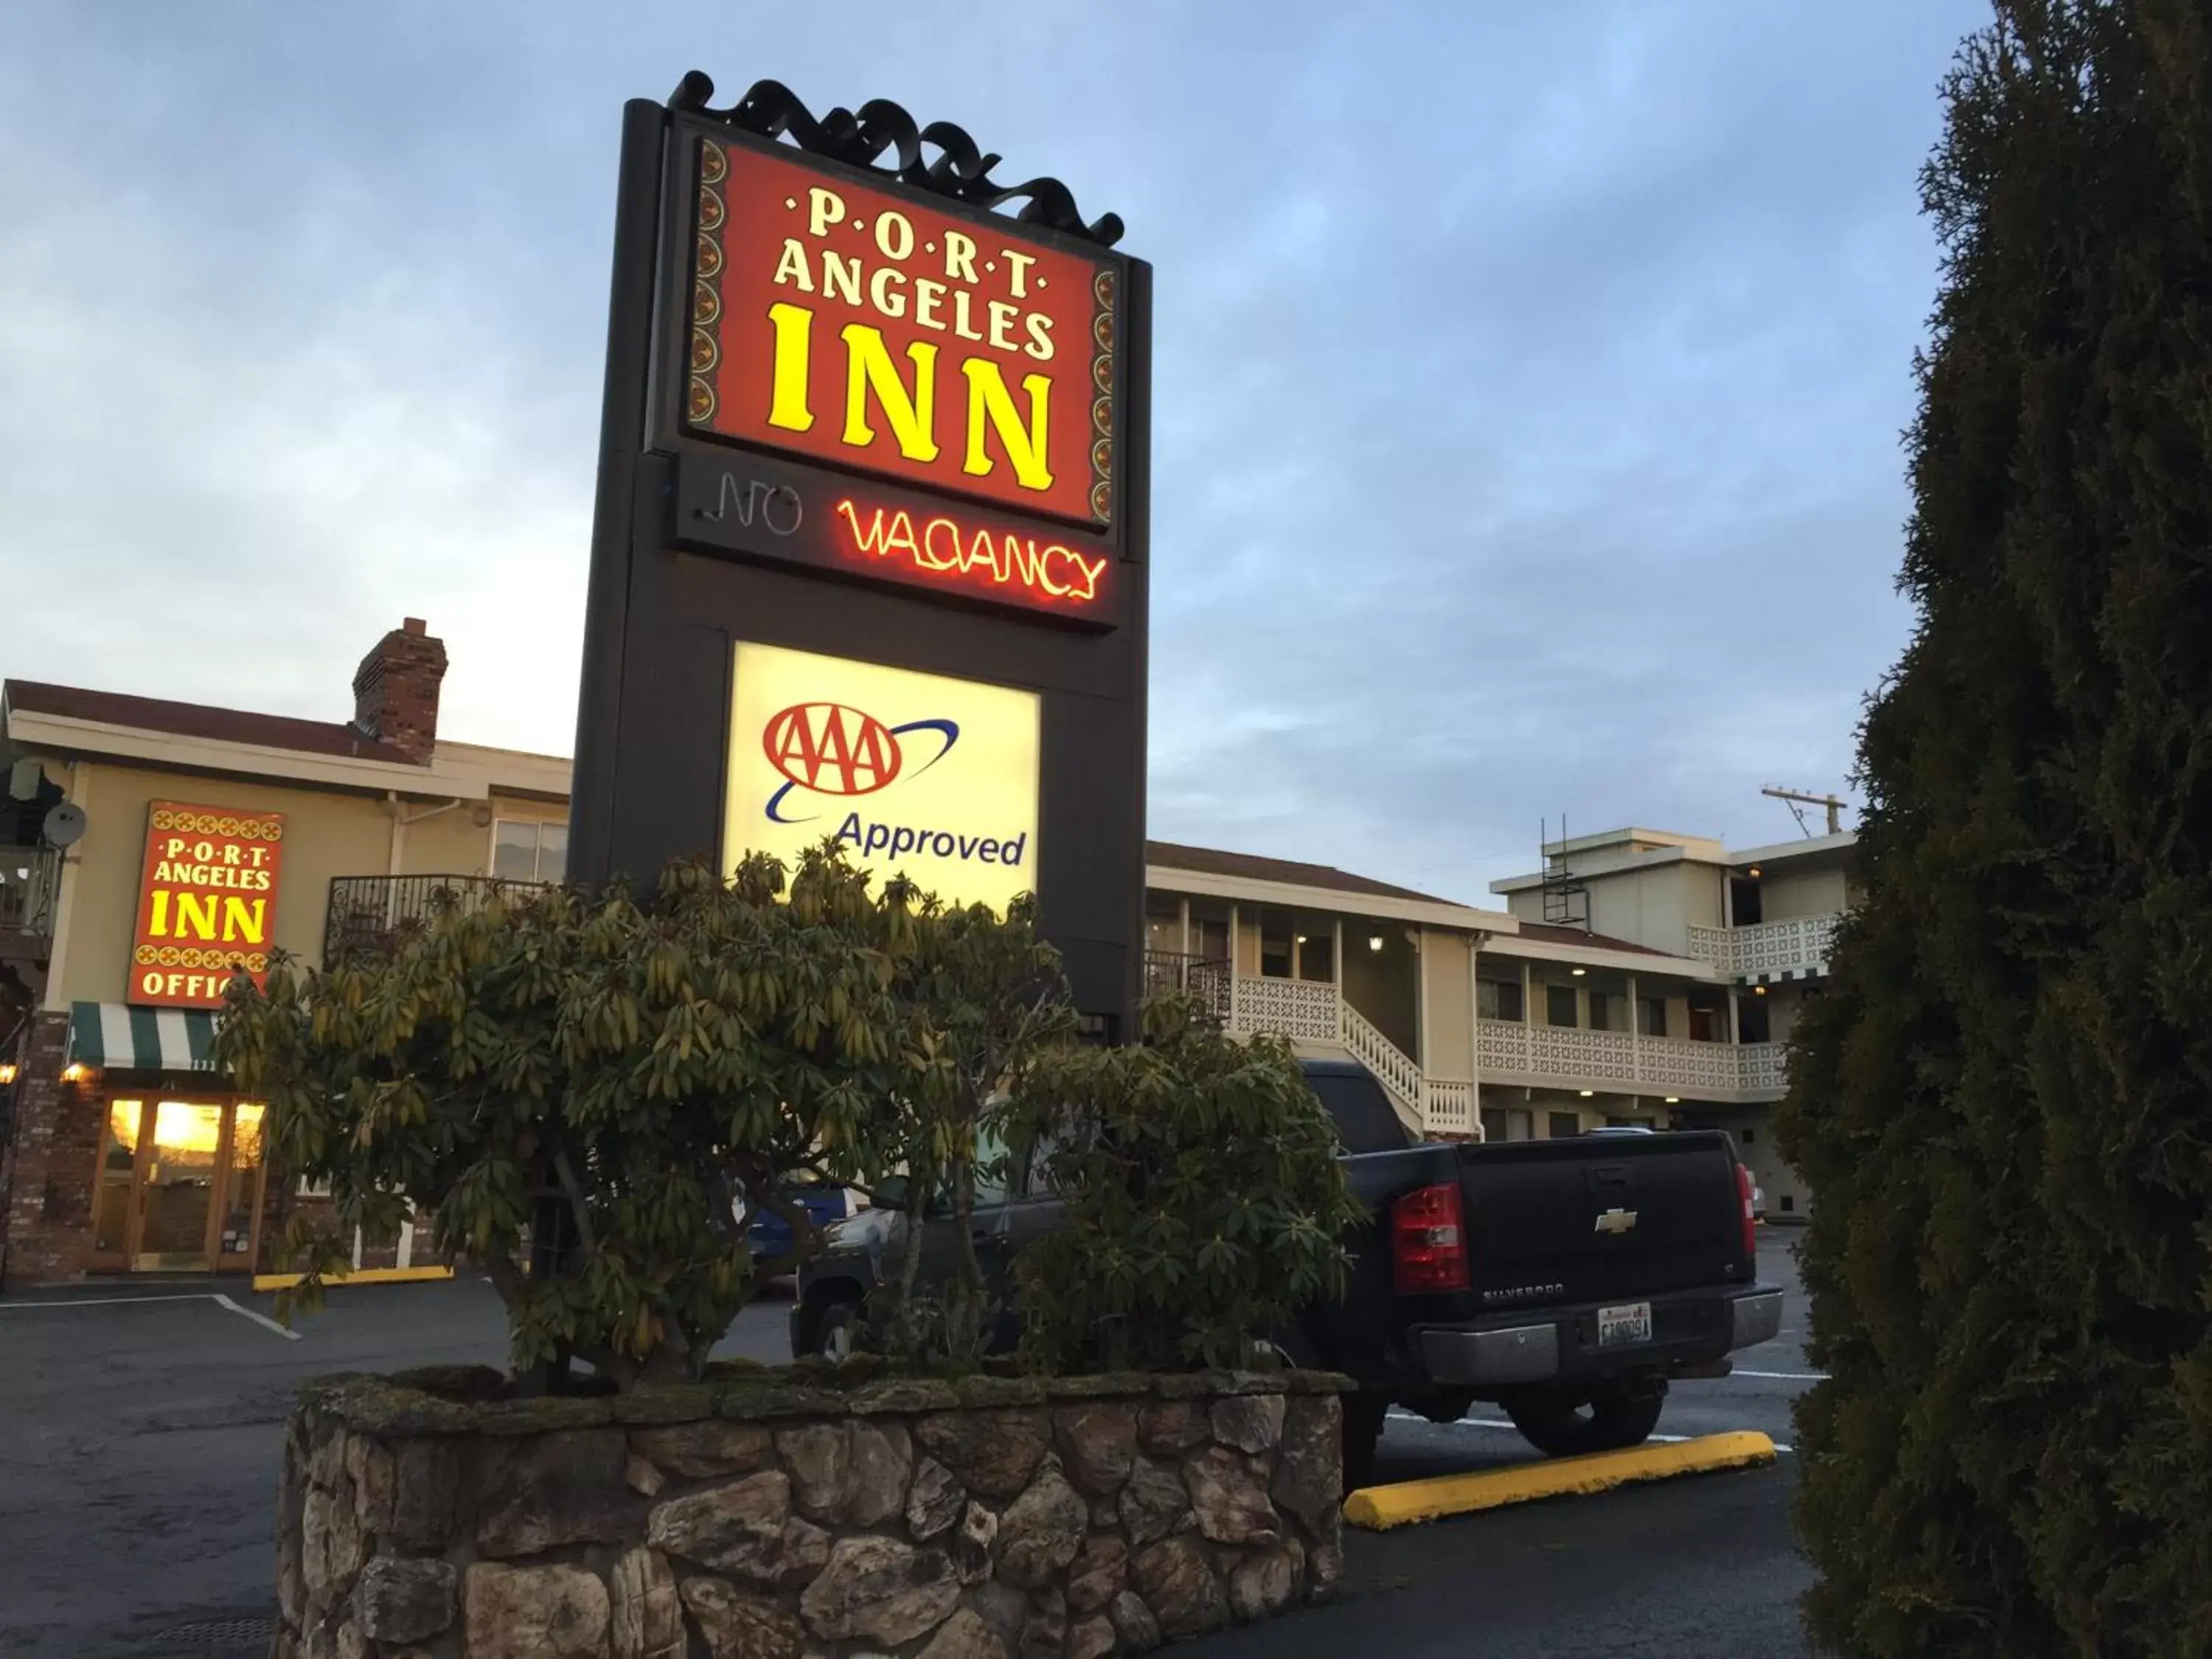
[128,801,287,1008]
[724,642,1040,914]
[689,138,1117,528]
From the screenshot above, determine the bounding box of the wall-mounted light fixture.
[1747,866,1763,880]
[0,1062,15,1086]
[1664,1095,1680,1105]
[1367,935,1384,953]
[1571,967,1587,977]
[1294,934,1307,946]
[60,1062,90,1084]
[1578,1089,1595,1099]
[1753,985,1768,998]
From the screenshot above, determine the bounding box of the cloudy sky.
[0,1,1986,902]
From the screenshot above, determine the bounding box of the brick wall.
[1,1011,96,1286]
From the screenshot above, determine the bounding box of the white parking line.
[213,1293,302,1340]
[1388,1409,1795,1455]
[0,1290,301,1340]
[1726,1369,1825,1381]
[0,1293,212,1310]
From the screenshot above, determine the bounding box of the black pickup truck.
[791,1057,1781,1484]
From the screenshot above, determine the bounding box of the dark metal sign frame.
[568,75,1151,1036]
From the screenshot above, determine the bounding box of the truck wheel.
[1503,1382,1666,1458]
[810,1300,862,1362]
[1341,1393,1387,1494]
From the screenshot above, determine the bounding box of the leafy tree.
[876,891,1080,1365]
[217,847,919,1387]
[1776,4,2212,1652]
[1003,992,1363,1371]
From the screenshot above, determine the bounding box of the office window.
[1638,996,1668,1037]
[1779,1194,1795,1214]
[493,819,568,883]
[1588,992,1619,1032]
[1546,1112,1582,1139]
[1478,978,1524,1021]
[1545,984,1579,1028]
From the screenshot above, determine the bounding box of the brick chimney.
[352,617,448,763]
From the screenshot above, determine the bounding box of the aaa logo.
[762,701,959,824]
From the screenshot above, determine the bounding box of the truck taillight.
[1736,1163,1758,1258]
[1391,1181,1471,1295]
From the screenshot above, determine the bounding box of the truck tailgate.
[1455,1132,1747,1305]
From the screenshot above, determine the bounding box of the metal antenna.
[1761,785,1847,837]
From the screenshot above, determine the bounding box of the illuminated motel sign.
[570,74,1150,1029]
[129,802,288,1008]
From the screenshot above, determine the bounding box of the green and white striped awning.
[67,1002,221,1074]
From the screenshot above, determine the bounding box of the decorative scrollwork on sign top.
[668,71,1125,249]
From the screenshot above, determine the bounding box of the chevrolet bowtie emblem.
[1594,1208,1638,1236]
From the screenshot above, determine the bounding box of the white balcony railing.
[1687,914,1840,981]
[1738,1042,1789,1096]
[1220,974,1793,1134]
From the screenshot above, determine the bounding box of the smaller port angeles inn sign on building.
[128,801,287,1009]
[568,74,1151,1037]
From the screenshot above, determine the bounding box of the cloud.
[0,0,1988,897]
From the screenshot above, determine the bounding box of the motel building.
[0,622,1845,1288]
[0,621,568,1287]
[1140,821,1853,1222]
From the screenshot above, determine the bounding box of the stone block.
[1184,1447,1279,1546]
[914,1410,1051,1498]
[1130,1537,1228,1640]
[609,1546,684,1659]
[630,1421,772,1479]
[994,1470,1088,1590]
[1053,1405,1137,1495]
[906,1456,966,1541]
[1208,1395,1284,1456]
[679,1574,806,1659]
[798,1536,961,1646]
[462,1562,611,1659]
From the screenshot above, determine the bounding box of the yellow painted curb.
[1342,1430,1779,1531]
[251,1265,456,1292]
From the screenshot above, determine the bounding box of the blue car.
[744,1175,854,1270]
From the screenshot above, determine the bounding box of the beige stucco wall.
[1757,865,1848,922]
[34,756,573,1009]
[1506,862,1725,955]
[40,757,393,1007]
[1422,931,1472,1081]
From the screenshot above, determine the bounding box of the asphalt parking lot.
[0,1232,1815,1659]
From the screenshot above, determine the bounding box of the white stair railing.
[1339,1001,1426,1121]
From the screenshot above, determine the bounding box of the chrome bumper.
[1417,1285,1786,1388]
[1419,1324,1559,1385]
[1729,1287,1784,1351]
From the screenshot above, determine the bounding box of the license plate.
[1597,1301,1652,1349]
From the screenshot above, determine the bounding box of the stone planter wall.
[276,1365,1347,1659]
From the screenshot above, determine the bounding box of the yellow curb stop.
[251,1265,456,1292]
[1341,1430,1779,1531]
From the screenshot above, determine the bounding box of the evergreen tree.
[1778,4,2212,1654]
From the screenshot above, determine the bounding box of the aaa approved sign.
[723,641,1041,914]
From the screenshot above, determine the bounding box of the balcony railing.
[1478,1018,1790,1099]
[1687,914,1840,981]
[323,874,551,967]
[0,845,61,941]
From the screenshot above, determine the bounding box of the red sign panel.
[688,139,1118,528]
[128,801,287,1008]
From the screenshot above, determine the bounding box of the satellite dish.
[42,802,86,847]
